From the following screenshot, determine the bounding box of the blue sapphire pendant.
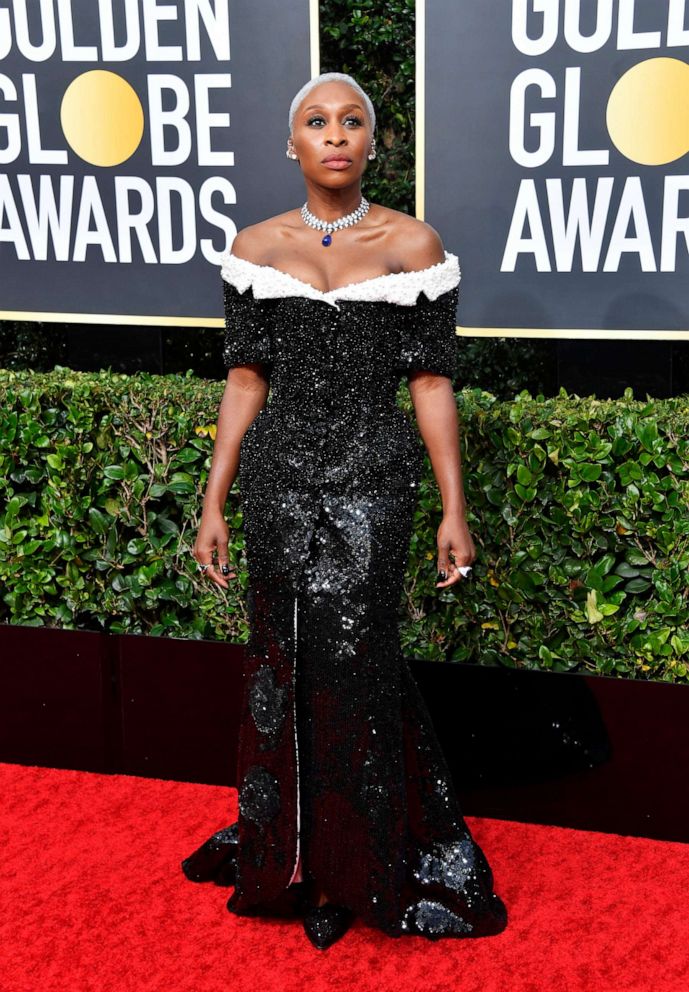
[301,197,370,245]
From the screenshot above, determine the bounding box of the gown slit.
[180,248,509,940]
[287,591,301,887]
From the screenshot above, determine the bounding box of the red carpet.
[1,761,687,992]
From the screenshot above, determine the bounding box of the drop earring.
[286,138,298,160]
[367,139,376,160]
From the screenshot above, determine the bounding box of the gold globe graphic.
[607,57,689,166]
[60,70,144,167]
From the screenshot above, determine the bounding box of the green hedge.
[1,368,688,683]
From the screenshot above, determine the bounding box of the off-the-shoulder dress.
[181,250,508,940]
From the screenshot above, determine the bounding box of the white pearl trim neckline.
[220,249,461,310]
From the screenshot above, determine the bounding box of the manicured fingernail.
[221,564,230,575]
[437,570,446,582]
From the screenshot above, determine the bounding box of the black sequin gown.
[181,249,508,940]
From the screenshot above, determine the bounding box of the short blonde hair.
[288,72,376,135]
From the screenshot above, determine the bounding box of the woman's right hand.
[192,510,236,589]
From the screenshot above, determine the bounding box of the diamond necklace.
[300,196,370,247]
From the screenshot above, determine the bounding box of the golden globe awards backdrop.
[419,0,689,339]
[0,0,317,326]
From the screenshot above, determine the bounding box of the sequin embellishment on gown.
[180,249,508,939]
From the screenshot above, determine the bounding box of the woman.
[181,72,508,949]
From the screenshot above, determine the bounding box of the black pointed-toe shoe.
[180,823,239,886]
[302,902,354,950]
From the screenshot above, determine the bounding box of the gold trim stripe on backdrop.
[457,326,689,340]
[415,0,689,342]
[415,0,425,223]
[310,0,320,77]
[1,0,322,330]
[0,309,220,327]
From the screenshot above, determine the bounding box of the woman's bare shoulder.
[230,211,299,265]
[381,209,446,271]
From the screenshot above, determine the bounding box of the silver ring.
[197,563,210,573]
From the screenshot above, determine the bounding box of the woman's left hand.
[436,513,476,588]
